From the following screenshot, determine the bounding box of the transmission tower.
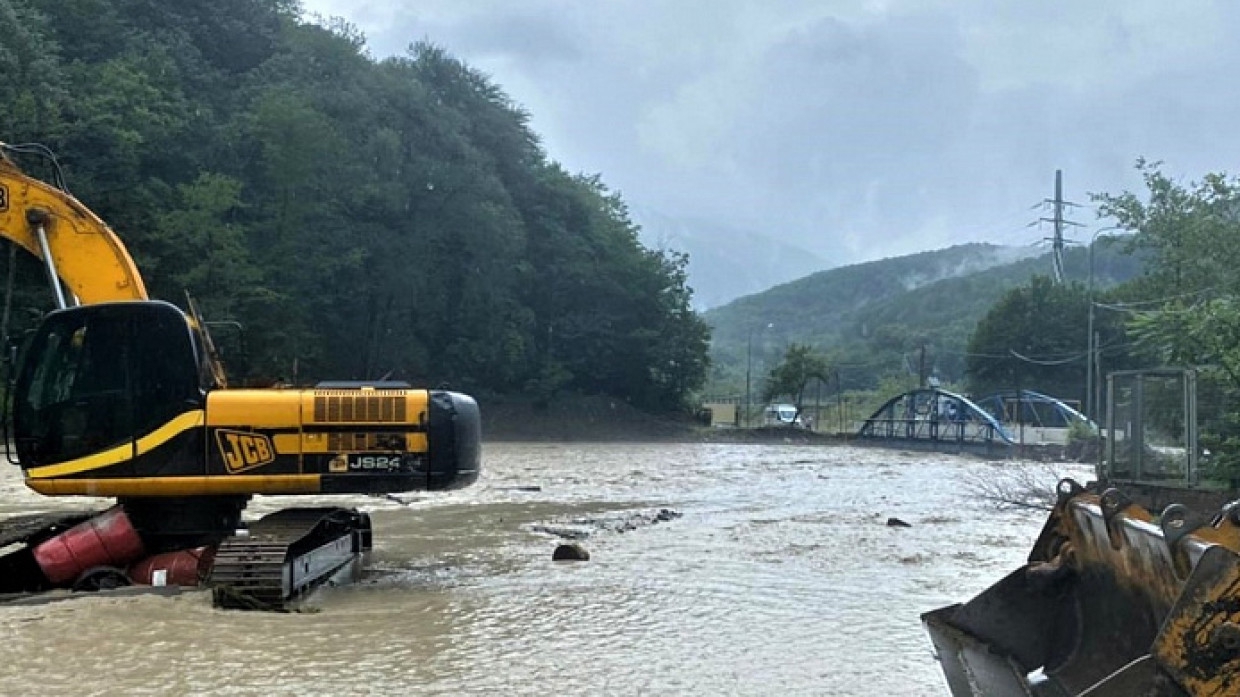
[1038,170,1083,283]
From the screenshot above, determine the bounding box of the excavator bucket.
[923,479,1240,697]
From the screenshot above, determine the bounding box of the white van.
[763,403,805,427]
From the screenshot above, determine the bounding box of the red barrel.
[33,506,146,585]
[128,547,216,587]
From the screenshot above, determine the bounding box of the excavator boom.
[0,144,147,304]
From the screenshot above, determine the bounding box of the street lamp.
[1086,225,1129,425]
[744,323,774,428]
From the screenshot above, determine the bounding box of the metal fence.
[1105,368,1211,487]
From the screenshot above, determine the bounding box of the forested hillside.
[0,0,709,410]
[704,242,1141,394]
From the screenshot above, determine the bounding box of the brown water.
[0,442,1089,696]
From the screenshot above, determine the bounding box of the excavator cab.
[13,301,208,469]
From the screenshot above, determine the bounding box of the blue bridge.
[856,387,1094,456]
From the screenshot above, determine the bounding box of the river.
[0,442,1090,696]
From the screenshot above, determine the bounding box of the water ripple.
[0,443,1088,696]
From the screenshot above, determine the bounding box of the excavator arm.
[0,143,147,305]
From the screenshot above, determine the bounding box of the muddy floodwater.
[0,442,1091,696]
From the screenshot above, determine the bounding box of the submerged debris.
[552,543,590,561]
[530,508,683,541]
[530,525,590,541]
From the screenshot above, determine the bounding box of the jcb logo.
[215,429,275,473]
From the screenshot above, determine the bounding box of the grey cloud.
[303,0,1240,269]
[430,11,583,66]
[640,12,980,254]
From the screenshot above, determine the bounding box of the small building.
[701,401,739,428]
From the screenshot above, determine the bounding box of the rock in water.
[886,517,912,528]
[552,543,590,561]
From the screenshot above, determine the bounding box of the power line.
[1009,348,1087,366]
[1093,287,1218,312]
[939,336,1143,362]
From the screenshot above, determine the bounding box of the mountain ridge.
[702,241,1141,393]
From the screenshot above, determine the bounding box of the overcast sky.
[301,1,1240,265]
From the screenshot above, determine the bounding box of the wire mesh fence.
[1105,368,1238,489]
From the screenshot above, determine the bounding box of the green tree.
[0,0,67,140]
[1095,160,1240,301]
[1,2,712,411]
[1095,163,1240,366]
[966,276,1090,402]
[1083,164,1240,480]
[150,173,269,317]
[763,343,830,424]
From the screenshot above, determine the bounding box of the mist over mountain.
[707,242,1044,346]
[633,208,830,309]
[702,241,1140,395]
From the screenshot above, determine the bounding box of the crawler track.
[0,511,96,548]
[209,508,371,611]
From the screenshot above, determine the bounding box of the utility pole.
[1039,170,1083,284]
[1085,226,1127,423]
[744,323,774,428]
[918,343,927,388]
[745,329,753,429]
[1052,170,1065,283]
[835,368,844,435]
[813,376,822,432]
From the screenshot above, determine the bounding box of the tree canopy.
[1092,161,1240,382]
[966,276,1090,402]
[963,161,1240,477]
[762,343,830,422]
[703,242,1141,400]
[1091,163,1240,478]
[0,0,710,411]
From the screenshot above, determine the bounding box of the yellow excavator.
[0,142,480,609]
[924,478,1240,696]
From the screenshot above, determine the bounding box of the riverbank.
[476,395,1097,462]
[477,394,840,444]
